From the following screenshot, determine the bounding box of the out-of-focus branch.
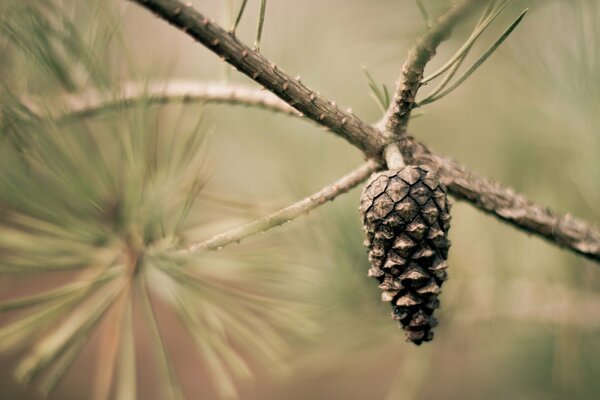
[458,278,600,329]
[383,0,480,136]
[56,80,300,121]
[184,161,380,253]
[131,0,600,264]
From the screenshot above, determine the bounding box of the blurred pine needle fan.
[0,1,313,398]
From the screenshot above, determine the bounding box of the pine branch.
[184,161,380,253]
[383,0,481,136]
[400,136,600,262]
[131,0,600,263]
[128,0,385,158]
[55,80,301,121]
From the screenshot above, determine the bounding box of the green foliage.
[419,0,527,106]
[0,2,314,398]
[362,66,391,114]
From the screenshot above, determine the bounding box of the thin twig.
[184,161,380,253]
[383,0,481,136]
[132,0,600,263]
[54,80,300,121]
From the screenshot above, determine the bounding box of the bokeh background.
[1,0,599,399]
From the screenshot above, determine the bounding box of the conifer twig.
[383,0,481,135]
[131,0,600,263]
[230,0,248,35]
[184,161,380,253]
[55,80,300,121]
[254,0,267,51]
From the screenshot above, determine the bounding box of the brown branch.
[131,0,600,263]
[184,161,380,253]
[56,80,300,121]
[383,0,480,136]
[399,136,600,262]
[129,0,384,158]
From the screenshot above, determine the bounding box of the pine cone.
[360,165,451,345]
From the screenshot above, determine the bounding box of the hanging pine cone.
[360,165,451,345]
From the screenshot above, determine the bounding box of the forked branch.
[131,0,600,263]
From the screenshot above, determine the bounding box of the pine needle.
[37,335,87,396]
[415,0,431,28]
[419,9,528,106]
[230,0,248,35]
[0,272,115,313]
[171,290,240,400]
[14,277,126,384]
[422,0,511,84]
[92,284,131,400]
[254,0,267,51]
[137,275,185,400]
[362,66,391,113]
[114,299,136,400]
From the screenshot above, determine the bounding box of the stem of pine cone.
[384,144,406,170]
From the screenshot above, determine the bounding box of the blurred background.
[1,0,599,399]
